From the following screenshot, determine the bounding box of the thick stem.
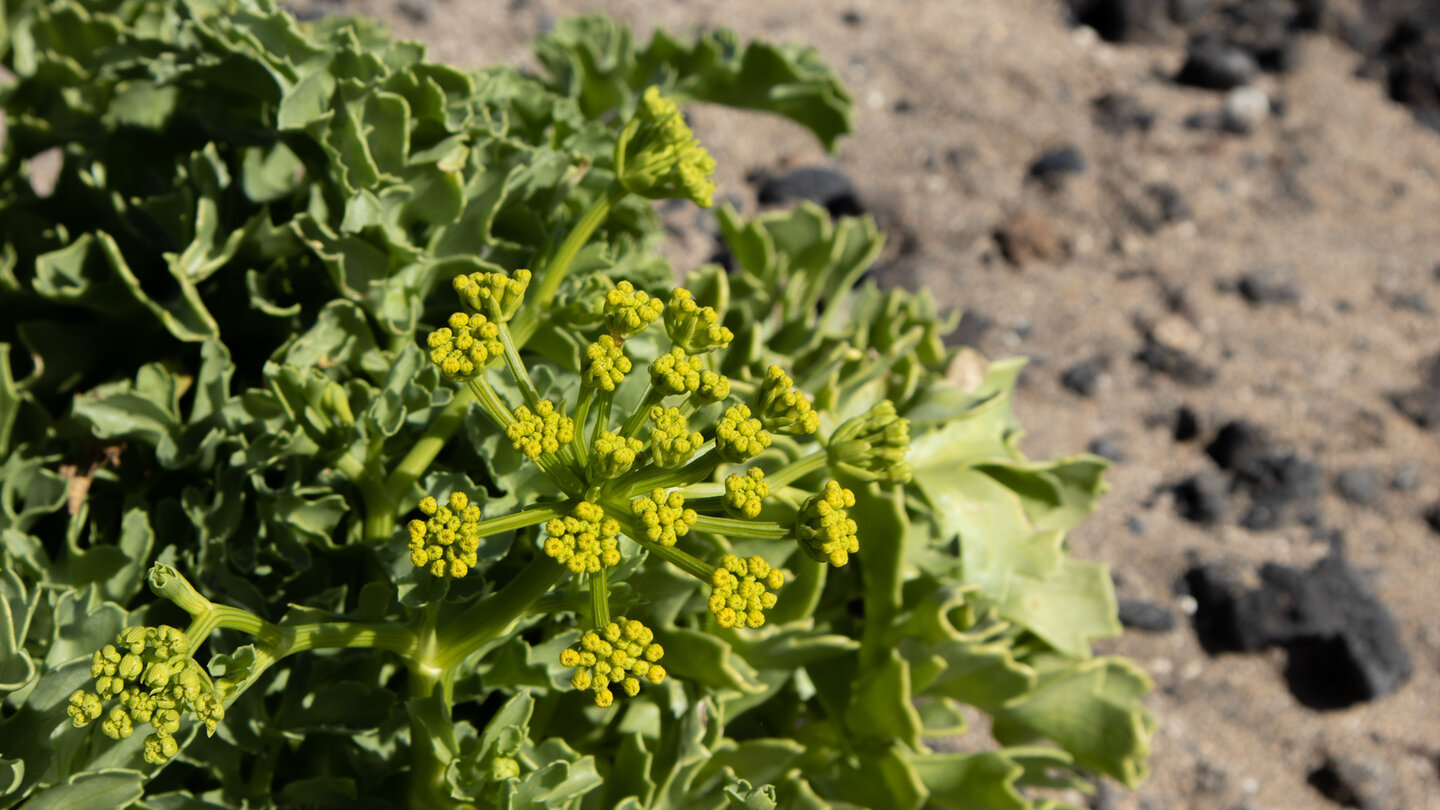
[764,450,830,490]
[335,450,397,543]
[433,557,568,671]
[529,183,628,315]
[621,448,719,498]
[490,302,542,410]
[589,568,611,627]
[690,514,791,541]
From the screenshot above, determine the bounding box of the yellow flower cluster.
[543,501,621,573]
[589,430,644,481]
[648,406,703,468]
[604,280,665,339]
[723,467,770,519]
[406,492,482,578]
[649,347,704,396]
[506,400,575,459]
[796,481,859,567]
[426,312,503,382]
[664,288,733,354]
[453,268,530,320]
[708,554,784,629]
[582,334,631,392]
[631,487,698,548]
[715,403,772,463]
[559,617,666,707]
[757,365,820,435]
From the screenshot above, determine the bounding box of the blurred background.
[287,1,1440,807]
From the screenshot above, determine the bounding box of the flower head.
[796,481,859,567]
[649,347,703,396]
[427,312,503,382]
[631,488,698,548]
[757,365,819,436]
[604,280,664,339]
[544,501,622,573]
[649,406,703,468]
[715,404,772,463]
[828,400,912,485]
[664,288,733,354]
[406,492,483,578]
[693,370,731,406]
[708,554,784,629]
[616,87,717,208]
[582,334,631,392]
[589,431,644,481]
[559,617,666,707]
[454,269,531,321]
[67,625,225,764]
[506,400,575,459]
[723,467,770,519]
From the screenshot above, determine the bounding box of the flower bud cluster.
[757,365,819,436]
[693,369,730,405]
[506,400,575,459]
[723,467,770,519]
[427,312,503,382]
[664,288,733,354]
[829,400,912,485]
[582,334,631,392]
[407,492,482,578]
[559,617,666,707]
[708,555,784,629]
[618,87,717,208]
[796,481,859,567]
[589,431,644,481]
[67,626,224,765]
[544,501,621,573]
[715,404,772,463]
[649,406,703,468]
[604,280,664,339]
[649,347,704,396]
[454,268,531,320]
[631,488,698,548]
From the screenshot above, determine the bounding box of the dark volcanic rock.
[1187,551,1413,708]
[1174,404,1201,441]
[1029,146,1087,189]
[1307,756,1394,810]
[1089,436,1125,462]
[1092,91,1157,133]
[1135,337,1217,386]
[1335,467,1382,506]
[1424,501,1440,535]
[755,166,865,218]
[1390,462,1420,492]
[1118,598,1177,632]
[1176,34,1259,90]
[1062,355,1109,397]
[1234,269,1300,304]
[1066,0,1209,42]
[1207,420,1269,471]
[1174,471,1228,525]
[1390,352,1440,429]
[1233,451,1323,530]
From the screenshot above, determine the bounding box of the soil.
[297,1,1440,808]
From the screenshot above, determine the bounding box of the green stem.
[491,302,542,410]
[690,514,791,541]
[589,569,611,627]
[618,389,664,441]
[467,377,514,431]
[571,386,595,466]
[335,450,397,542]
[764,450,830,490]
[529,183,628,315]
[621,448,719,498]
[473,502,568,538]
[384,387,475,505]
[433,556,568,671]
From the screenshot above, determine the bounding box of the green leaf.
[834,746,925,810]
[908,750,1031,810]
[22,769,144,810]
[844,649,921,749]
[659,628,765,694]
[0,344,23,458]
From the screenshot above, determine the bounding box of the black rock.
[1118,598,1177,632]
[755,167,865,219]
[1307,756,1393,810]
[946,312,993,350]
[1174,471,1228,525]
[1135,337,1217,386]
[1088,436,1125,462]
[1092,92,1156,134]
[1335,467,1382,506]
[1029,147,1087,189]
[1062,355,1109,397]
[1176,34,1259,90]
[1424,501,1440,535]
[1189,551,1412,707]
[1390,462,1421,491]
[841,9,862,25]
[1148,182,1191,222]
[892,98,916,114]
[1233,269,1300,304]
[1389,290,1432,313]
[1174,404,1201,441]
[396,0,431,23]
[1067,0,1203,42]
[1390,352,1440,429]
[1126,515,1147,535]
[1206,420,1269,471]
[1234,451,1323,530]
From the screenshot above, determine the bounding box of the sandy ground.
[306,1,1440,807]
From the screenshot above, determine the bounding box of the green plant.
[0,3,1154,809]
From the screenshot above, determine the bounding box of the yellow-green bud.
[406,491,484,578]
[617,87,717,208]
[757,365,819,436]
[664,288,733,354]
[543,501,622,574]
[692,370,730,406]
[604,280,664,339]
[426,311,503,382]
[649,348,703,396]
[589,431,645,481]
[506,400,575,459]
[828,400,912,485]
[453,269,531,320]
[582,334,631,392]
[716,404,772,463]
[723,467,770,519]
[67,690,102,728]
[631,488,698,548]
[143,732,180,765]
[708,554,784,629]
[796,481,859,567]
[648,406,703,468]
[560,617,665,707]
